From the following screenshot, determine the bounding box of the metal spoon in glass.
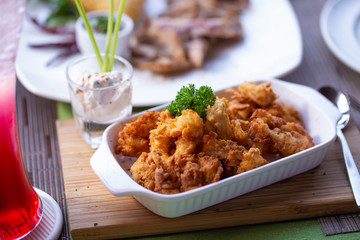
[319,86,360,207]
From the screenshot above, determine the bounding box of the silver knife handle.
[337,128,360,208]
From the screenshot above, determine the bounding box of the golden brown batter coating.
[248,109,314,156]
[131,150,223,194]
[176,153,223,192]
[116,110,160,157]
[236,82,277,107]
[202,131,268,177]
[118,82,314,194]
[202,131,246,177]
[237,147,268,173]
[205,98,234,139]
[149,109,204,157]
[227,82,277,120]
[264,102,302,123]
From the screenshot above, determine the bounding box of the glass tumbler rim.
[66,54,134,91]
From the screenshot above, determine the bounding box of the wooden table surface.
[16,0,360,239]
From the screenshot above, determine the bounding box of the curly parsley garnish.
[164,84,216,118]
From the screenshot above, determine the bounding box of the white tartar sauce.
[72,70,132,123]
[79,71,123,89]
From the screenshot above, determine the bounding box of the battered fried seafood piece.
[131,149,223,193]
[232,119,264,150]
[202,132,268,177]
[237,82,277,106]
[239,147,268,173]
[131,109,223,193]
[176,152,223,192]
[148,110,177,156]
[264,102,302,123]
[130,150,180,194]
[205,98,261,150]
[227,82,277,120]
[149,109,204,157]
[116,110,160,157]
[248,109,314,156]
[205,98,234,140]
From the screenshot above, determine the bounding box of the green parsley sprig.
[165,84,216,118]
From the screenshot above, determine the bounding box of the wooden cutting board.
[56,119,360,240]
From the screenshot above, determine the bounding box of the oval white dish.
[90,78,341,218]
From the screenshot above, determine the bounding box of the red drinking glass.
[0,1,43,239]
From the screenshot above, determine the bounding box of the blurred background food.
[26,0,143,66]
[71,0,145,23]
[130,0,249,74]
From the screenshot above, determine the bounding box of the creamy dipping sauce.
[79,71,122,89]
[72,70,132,124]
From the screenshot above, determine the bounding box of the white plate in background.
[320,0,360,73]
[16,0,302,106]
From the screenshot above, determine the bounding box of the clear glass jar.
[66,54,133,148]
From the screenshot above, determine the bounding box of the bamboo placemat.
[16,79,70,240]
[318,213,360,236]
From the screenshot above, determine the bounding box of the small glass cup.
[66,54,133,148]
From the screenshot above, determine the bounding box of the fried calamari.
[116,110,160,157]
[117,82,314,194]
[248,109,314,156]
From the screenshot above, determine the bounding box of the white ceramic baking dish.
[90,78,341,218]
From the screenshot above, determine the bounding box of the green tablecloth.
[56,102,360,240]
[134,220,359,240]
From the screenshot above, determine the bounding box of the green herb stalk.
[74,0,103,71]
[103,0,114,71]
[74,0,126,73]
[108,0,126,71]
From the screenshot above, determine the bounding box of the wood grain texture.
[57,118,360,240]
